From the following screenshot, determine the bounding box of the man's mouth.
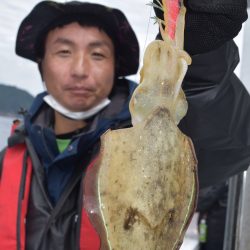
[67,87,94,97]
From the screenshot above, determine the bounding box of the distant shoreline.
[0,112,22,119]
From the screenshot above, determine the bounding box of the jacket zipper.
[41,129,54,162]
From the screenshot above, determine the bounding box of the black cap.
[16,1,140,77]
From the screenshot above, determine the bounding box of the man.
[0,2,139,249]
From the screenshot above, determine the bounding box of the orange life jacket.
[0,141,101,250]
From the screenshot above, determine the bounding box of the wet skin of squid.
[83,1,198,249]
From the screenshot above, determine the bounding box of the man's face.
[42,22,115,112]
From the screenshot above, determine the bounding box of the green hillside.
[0,84,34,115]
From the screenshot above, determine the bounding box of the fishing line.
[142,3,153,58]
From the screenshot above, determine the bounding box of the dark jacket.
[180,0,250,188]
[180,40,250,188]
[153,0,250,188]
[154,0,250,188]
[0,78,137,250]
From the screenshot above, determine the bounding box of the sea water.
[0,116,17,150]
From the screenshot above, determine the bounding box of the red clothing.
[0,143,100,250]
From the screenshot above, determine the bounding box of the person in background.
[0,2,139,249]
[154,0,250,249]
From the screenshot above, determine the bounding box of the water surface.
[0,116,16,150]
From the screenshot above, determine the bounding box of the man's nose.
[71,54,89,78]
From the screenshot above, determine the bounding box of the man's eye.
[92,52,105,59]
[57,50,71,56]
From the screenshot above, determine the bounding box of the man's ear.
[37,58,44,81]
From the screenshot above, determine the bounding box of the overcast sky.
[0,0,158,96]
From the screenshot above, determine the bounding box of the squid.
[84,0,198,249]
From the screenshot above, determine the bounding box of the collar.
[24,78,138,165]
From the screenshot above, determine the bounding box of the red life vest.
[0,142,101,250]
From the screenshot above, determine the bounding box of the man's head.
[42,22,115,112]
[15,1,139,111]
